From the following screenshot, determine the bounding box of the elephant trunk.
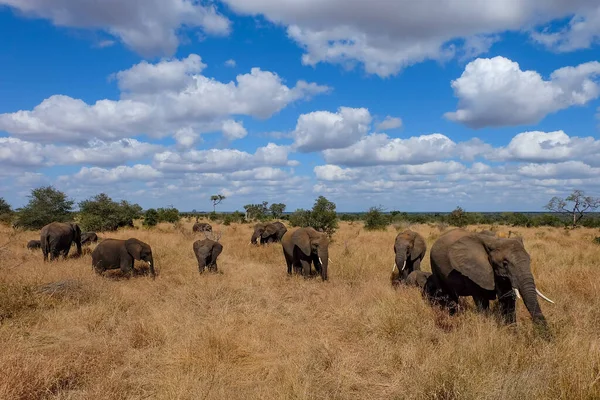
[250,231,259,245]
[395,248,408,280]
[318,247,329,281]
[514,263,547,328]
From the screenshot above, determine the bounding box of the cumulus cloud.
[68,164,163,184]
[221,120,248,141]
[153,143,294,173]
[532,6,600,52]
[0,0,230,56]
[0,137,159,168]
[292,107,372,152]
[221,0,600,77]
[444,56,600,128]
[375,116,402,131]
[0,55,330,144]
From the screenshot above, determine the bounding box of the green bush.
[157,207,179,223]
[0,197,13,225]
[14,186,75,230]
[289,196,338,236]
[78,194,142,232]
[364,206,390,231]
[143,209,159,227]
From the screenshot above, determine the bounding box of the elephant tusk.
[401,260,407,271]
[536,288,555,304]
[392,263,397,272]
[328,258,333,264]
[514,288,522,299]
[318,257,323,265]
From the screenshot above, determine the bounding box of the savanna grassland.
[1,221,599,400]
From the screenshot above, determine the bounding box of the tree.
[269,203,286,219]
[210,195,226,213]
[0,197,13,225]
[143,209,159,227]
[447,206,468,227]
[78,194,143,231]
[545,190,600,228]
[157,207,180,223]
[244,201,269,220]
[15,186,74,230]
[289,196,338,236]
[364,206,390,231]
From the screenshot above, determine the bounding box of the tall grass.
[0,222,599,399]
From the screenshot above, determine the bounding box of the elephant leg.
[473,296,490,313]
[496,278,516,325]
[120,257,134,277]
[284,252,293,275]
[299,259,311,279]
[312,254,322,275]
[412,258,422,272]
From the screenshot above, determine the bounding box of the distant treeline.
[2,186,600,232]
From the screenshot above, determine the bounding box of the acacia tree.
[269,203,286,219]
[15,186,74,230]
[210,195,226,213]
[545,190,600,228]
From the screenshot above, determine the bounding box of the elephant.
[282,227,329,281]
[250,221,287,245]
[404,270,432,288]
[27,240,41,250]
[81,232,98,245]
[430,228,554,327]
[391,230,427,285]
[193,238,223,273]
[40,222,82,261]
[193,222,213,233]
[91,238,155,278]
[401,270,445,304]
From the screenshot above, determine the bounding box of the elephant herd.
[29,220,554,330]
[392,228,555,330]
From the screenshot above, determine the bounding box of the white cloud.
[518,161,600,179]
[0,137,158,168]
[491,130,600,164]
[68,164,163,184]
[292,107,372,152]
[153,143,293,173]
[225,59,237,67]
[221,120,247,141]
[0,55,330,144]
[0,0,230,56]
[375,116,402,131]
[314,165,358,181]
[532,6,600,52]
[221,0,600,77]
[322,133,459,166]
[445,56,600,128]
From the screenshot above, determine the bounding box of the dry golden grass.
[1,221,599,399]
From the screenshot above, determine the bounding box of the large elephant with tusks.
[430,229,554,328]
[40,222,82,261]
[282,227,329,281]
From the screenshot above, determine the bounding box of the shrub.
[0,197,13,225]
[289,196,338,236]
[157,207,179,223]
[78,194,143,232]
[14,186,74,230]
[364,206,390,231]
[447,206,468,227]
[143,209,159,227]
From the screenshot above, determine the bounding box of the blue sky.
[1,1,599,212]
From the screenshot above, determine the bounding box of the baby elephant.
[81,232,98,245]
[27,240,42,250]
[92,238,155,278]
[193,239,223,273]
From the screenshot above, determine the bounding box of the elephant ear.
[125,239,143,260]
[448,235,495,291]
[211,242,223,264]
[292,229,312,257]
[410,233,426,261]
[262,224,277,238]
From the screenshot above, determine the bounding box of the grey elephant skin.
[391,229,427,284]
[251,221,287,245]
[81,232,98,245]
[193,238,223,273]
[193,222,212,233]
[430,228,553,328]
[282,227,329,281]
[40,222,82,261]
[27,239,41,250]
[91,238,155,278]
